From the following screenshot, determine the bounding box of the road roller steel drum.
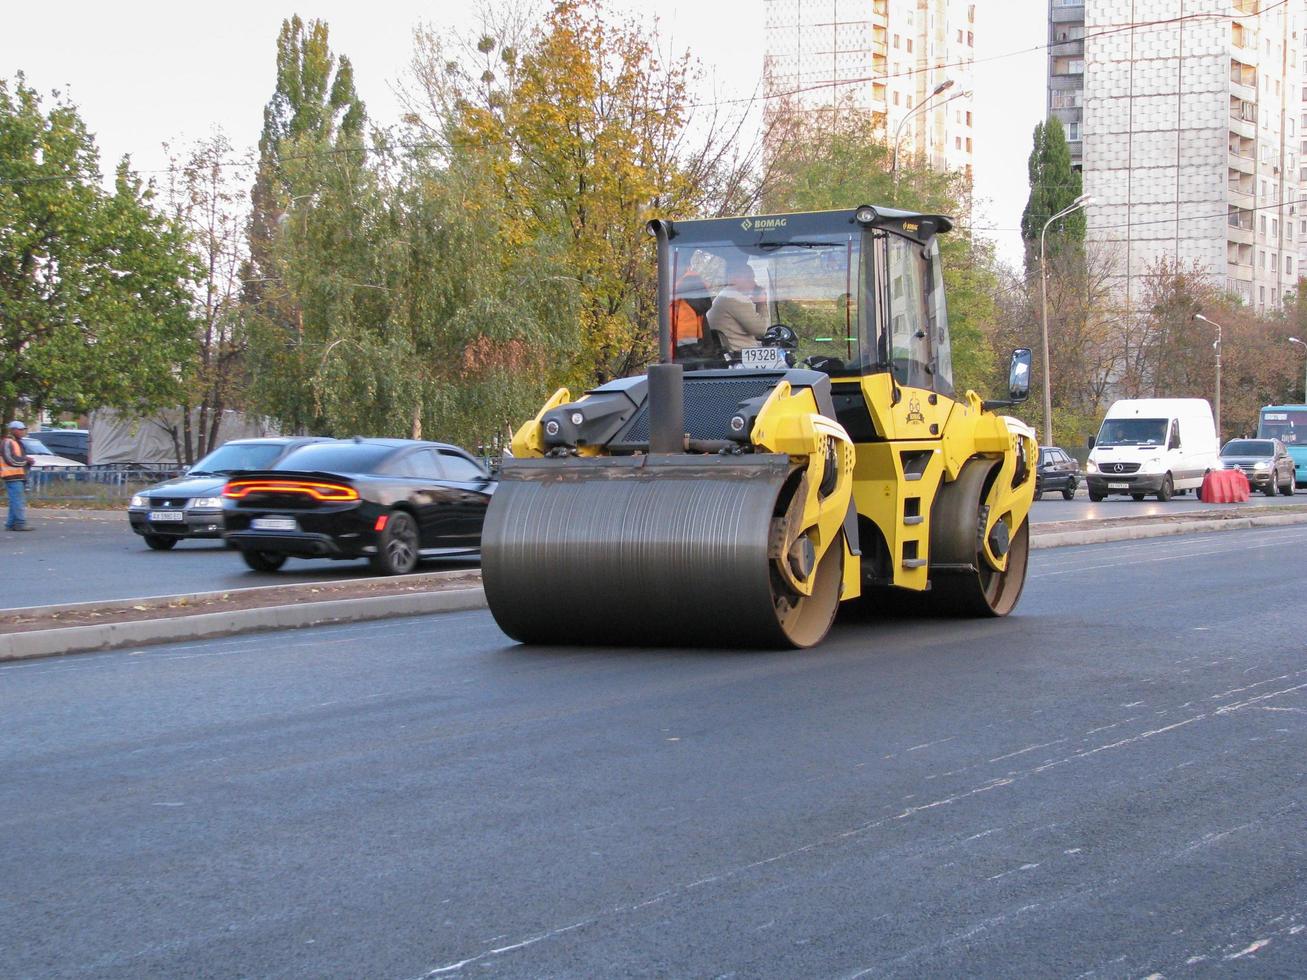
[483,453,845,648]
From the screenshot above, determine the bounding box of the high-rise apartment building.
[764,0,977,176]
[1047,0,1086,170]
[1060,0,1301,311]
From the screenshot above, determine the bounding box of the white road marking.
[1225,938,1271,960]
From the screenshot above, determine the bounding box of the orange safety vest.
[671,298,704,345]
[1,436,27,480]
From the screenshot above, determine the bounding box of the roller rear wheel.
[927,458,1030,617]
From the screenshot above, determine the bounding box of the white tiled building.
[764,0,977,176]
[1069,0,1302,310]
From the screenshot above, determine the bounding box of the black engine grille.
[149,497,191,508]
[1098,462,1140,474]
[616,375,781,446]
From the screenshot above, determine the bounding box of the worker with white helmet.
[2,420,32,531]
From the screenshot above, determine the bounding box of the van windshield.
[1097,418,1168,447]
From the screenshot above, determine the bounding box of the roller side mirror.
[1007,348,1031,402]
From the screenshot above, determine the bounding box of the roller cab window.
[884,233,952,395]
[669,232,869,376]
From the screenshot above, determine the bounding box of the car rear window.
[191,442,289,473]
[275,443,396,473]
[1222,439,1273,456]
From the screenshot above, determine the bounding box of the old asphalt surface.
[3,526,1305,977]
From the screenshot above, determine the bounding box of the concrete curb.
[3,569,474,621]
[0,588,487,663]
[7,511,1307,663]
[1029,511,1307,548]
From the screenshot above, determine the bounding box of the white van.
[1086,398,1220,501]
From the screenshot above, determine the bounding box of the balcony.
[1228,261,1254,280]
[1229,151,1255,174]
[1227,224,1255,246]
[1229,116,1256,140]
[1228,187,1254,210]
[1050,39,1084,57]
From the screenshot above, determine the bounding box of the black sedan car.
[1035,446,1081,500]
[128,437,331,549]
[222,438,496,575]
[1219,438,1296,496]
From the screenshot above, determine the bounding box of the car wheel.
[1156,473,1174,502]
[1089,488,1105,502]
[1264,475,1278,497]
[242,550,287,572]
[1131,493,1146,501]
[1062,478,1077,501]
[144,534,178,551]
[371,510,419,575]
[1280,473,1293,495]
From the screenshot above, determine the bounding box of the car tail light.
[223,479,360,502]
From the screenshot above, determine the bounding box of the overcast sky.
[1,1,1045,266]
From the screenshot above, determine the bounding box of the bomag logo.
[740,216,788,231]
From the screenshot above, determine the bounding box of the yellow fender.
[750,381,857,597]
[510,388,572,459]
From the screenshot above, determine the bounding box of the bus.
[1257,405,1307,487]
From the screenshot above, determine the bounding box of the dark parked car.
[34,428,90,464]
[128,437,332,550]
[1219,438,1295,496]
[1035,446,1080,500]
[222,438,496,575]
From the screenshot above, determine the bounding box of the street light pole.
[1194,313,1223,443]
[1038,193,1094,447]
[891,79,955,188]
[1290,337,1307,402]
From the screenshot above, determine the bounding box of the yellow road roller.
[482,205,1037,648]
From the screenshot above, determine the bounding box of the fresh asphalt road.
[6,491,1307,610]
[3,527,1305,977]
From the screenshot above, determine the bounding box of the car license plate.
[1108,482,1129,490]
[740,346,786,369]
[251,517,298,532]
[148,511,185,522]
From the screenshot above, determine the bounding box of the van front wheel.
[1156,473,1174,502]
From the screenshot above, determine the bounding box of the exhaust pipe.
[647,362,684,455]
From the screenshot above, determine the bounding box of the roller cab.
[482,206,1036,649]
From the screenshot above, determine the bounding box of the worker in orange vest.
[671,271,712,349]
[3,420,32,531]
